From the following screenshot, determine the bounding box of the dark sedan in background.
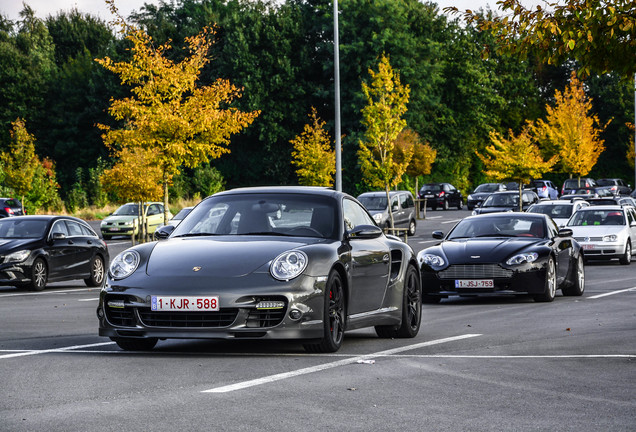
[471,190,539,215]
[419,183,463,211]
[418,213,584,303]
[98,187,422,353]
[0,198,24,218]
[0,215,109,290]
[466,183,507,210]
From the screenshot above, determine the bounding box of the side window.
[343,199,374,230]
[65,220,83,237]
[627,208,636,224]
[391,196,399,211]
[403,194,414,209]
[546,218,559,238]
[79,224,97,237]
[147,204,161,216]
[50,221,69,237]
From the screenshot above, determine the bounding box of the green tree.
[477,126,557,210]
[358,55,411,228]
[533,71,608,183]
[96,1,260,224]
[291,107,336,187]
[1,119,40,212]
[450,0,636,78]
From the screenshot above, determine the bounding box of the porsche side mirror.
[432,231,444,239]
[347,224,383,239]
[155,224,175,240]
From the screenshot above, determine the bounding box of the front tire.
[562,254,585,296]
[408,219,416,236]
[619,241,631,265]
[27,258,47,291]
[112,337,158,351]
[534,257,556,302]
[304,271,345,353]
[84,255,105,287]
[442,199,449,210]
[375,266,421,338]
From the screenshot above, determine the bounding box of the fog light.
[97,308,104,318]
[256,301,285,310]
[289,309,302,320]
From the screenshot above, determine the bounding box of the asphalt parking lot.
[1,209,634,431]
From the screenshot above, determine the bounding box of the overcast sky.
[2,0,504,22]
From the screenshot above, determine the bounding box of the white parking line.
[0,288,96,298]
[588,287,636,299]
[201,334,481,394]
[0,342,115,360]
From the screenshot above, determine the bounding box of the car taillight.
[439,191,445,197]
[4,207,13,215]
[542,186,547,191]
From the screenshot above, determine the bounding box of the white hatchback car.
[527,199,590,227]
[566,205,636,264]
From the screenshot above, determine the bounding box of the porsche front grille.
[438,264,513,279]
[138,308,239,328]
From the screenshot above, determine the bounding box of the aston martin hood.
[146,236,316,277]
[441,238,536,264]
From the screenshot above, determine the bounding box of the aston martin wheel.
[534,257,556,302]
[27,258,47,291]
[112,337,158,351]
[84,255,105,287]
[375,265,421,338]
[619,241,631,265]
[562,254,585,296]
[408,219,416,236]
[304,271,345,353]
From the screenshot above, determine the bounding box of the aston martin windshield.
[448,215,546,239]
[172,193,337,239]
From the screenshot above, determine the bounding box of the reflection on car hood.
[146,236,321,277]
[0,238,38,252]
[441,238,538,263]
[569,226,626,237]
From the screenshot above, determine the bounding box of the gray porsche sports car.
[98,187,422,352]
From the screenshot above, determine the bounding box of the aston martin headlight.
[418,253,445,267]
[602,234,617,242]
[270,250,308,281]
[109,250,140,280]
[4,249,31,263]
[506,252,539,265]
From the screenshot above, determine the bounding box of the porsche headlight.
[602,234,617,242]
[418,253,445,267]
[109,250,140,280]
[270,250,308,281]
[4,249,31,263]
[506,252,538,265]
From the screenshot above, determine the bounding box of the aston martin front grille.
[138,308,239,328]
[438,264,513,279]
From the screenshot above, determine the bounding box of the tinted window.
[358,195,388,211]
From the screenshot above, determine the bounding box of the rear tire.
[443,199,449,210]
[457,199,463,210]
[375,266,421,338]
[304,271,345,353]
[408,219,416,236]
[84,255,105,287]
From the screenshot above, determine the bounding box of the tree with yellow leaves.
[1,119,44,213]
[290,107,335,187]
[394,128,437,199]
[627,123,635,170]
[96,0,259,224]
[533,71,608,187]
[101,146,163,242]
[358,55,411,229]
[478,126,557,211]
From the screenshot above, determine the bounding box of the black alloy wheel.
[375,265,421,338]
[562,254,585,296]
[304,271,345,353]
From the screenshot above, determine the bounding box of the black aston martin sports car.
[0,215,109,290]
[98,187,422,352]
[418,213,585,303]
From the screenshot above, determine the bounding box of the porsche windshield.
[172,193,338,239]
[448,216,546,239]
